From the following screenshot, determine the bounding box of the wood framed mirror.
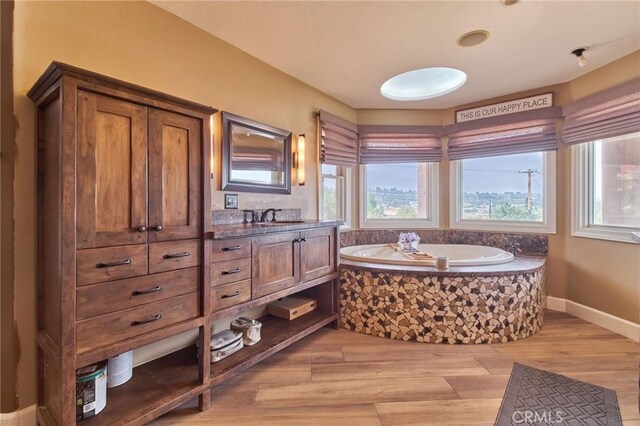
[221,112,292,194]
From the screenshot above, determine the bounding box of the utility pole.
[518,169,539,213]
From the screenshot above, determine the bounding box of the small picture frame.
[224,193,239,209]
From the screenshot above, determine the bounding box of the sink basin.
[267,220,306,224]
[249,220,306,226]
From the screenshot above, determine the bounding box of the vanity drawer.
[76,267,200,320]
[77,244,148,286]
[211,279,251,312]
[76,292,199,354]
[149,239,200,274]
[211,258,251,287]
[211,237,251,263]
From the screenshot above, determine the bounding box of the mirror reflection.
[230,124,285,185]
[222,112,292,194]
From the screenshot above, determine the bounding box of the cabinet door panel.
[252,232,300,298]
[300,227,336,282]
[77,91,147,248]
[148,109,201,242]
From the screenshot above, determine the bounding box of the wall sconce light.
[294,134,306,186]
[571,47,588,67]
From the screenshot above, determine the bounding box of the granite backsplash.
[212,208,302,225]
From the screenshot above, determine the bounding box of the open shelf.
[209,273,338,321]
[210,310,338,386]
[82,346,204,426]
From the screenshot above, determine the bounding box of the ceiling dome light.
[380,67,467,101]
[457,30,490,47]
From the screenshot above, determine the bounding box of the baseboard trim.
[547,296,640,342]
[546,296,566,312]
[0,405,36,426]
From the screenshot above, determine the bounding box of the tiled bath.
[339,229,547,344]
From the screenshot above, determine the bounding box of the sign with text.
[456,93,553,123]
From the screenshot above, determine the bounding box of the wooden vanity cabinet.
[251,227,337,298]
[300,227,336,283]
[76,92,201,249]
[29,62,215,426]
[31,62,340,426]
[251,231,301,297]
[210,237,253,311]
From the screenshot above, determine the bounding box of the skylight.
[380,67,467,101]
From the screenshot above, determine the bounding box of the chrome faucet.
[503,240,522,256]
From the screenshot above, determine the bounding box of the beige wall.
[8,0,639,413]
[10,0,354,410]
[560,52,640,323]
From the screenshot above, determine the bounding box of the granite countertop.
[340,255,546,276]
[208,220,343,239]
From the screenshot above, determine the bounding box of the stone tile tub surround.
[338,229,546,344]
[340,262,546,344]
[339,229,548,255]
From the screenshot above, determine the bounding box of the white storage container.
[230,317,262,346]
[107,350,133,388]
[210,330,243,362]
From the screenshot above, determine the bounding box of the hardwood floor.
[153,310,639,425]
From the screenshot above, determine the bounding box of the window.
[450,151,556,233]
[572,131,640,243]
[360,162,439,228]
[320,164,352,228]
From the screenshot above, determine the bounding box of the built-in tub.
[341,243,514,266]
[339,244,545,344]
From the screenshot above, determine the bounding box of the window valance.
[445,107,562,160]
[318,110,358,166]
[358,125,444,164]
[562,78,640,145]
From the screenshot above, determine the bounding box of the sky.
[366,152,544,194]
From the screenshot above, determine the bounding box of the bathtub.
[340,243,514,267]
[339,243,546,344]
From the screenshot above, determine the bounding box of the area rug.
[495,363,623,425]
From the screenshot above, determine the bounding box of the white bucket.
[107,351,133,388]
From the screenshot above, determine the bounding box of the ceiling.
[151,1,640,109]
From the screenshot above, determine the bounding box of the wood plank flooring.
[152,310,639,425]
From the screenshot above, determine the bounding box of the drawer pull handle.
[96,258,132,268]
[293,237,307,243]
[221,290,242,299]
[221,268,241,275]
[221,245,241,251]
[163,251,190,259]
[131,285,163,296]
[131,314,162,326]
